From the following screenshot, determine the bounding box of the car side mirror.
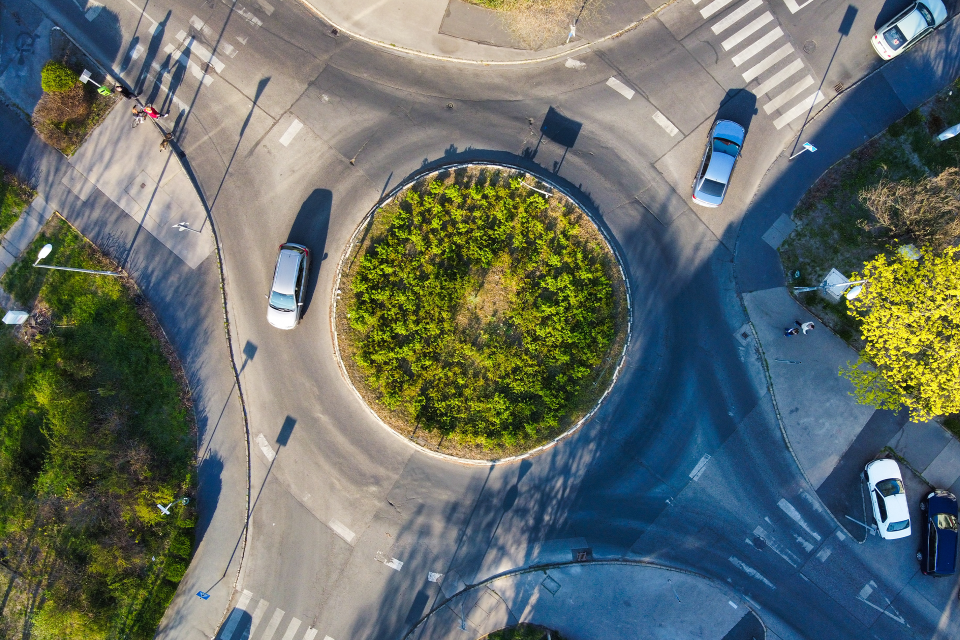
[298,302,303,306]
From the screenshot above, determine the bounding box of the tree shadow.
[285,189,331,318]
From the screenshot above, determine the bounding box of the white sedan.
[866,459,912,539]
[871,0,947,60]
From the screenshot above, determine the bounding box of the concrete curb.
[295,0,677,66]
[401,559,768,638]
[330,160,633,467]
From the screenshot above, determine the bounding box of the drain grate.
[572,547,593,562]
[834,82,844,93]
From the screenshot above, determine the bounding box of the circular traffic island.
[334,166,628,460]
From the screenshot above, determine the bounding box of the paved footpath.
[408,562,765,640]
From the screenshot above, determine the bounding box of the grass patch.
[0,169,35,238]
[336,167,627,459]
[463,0,606,49]
[482,624,565,640]
[779,77,960,348]
[0,216,196,640]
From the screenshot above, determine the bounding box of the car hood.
[267,305,297,330]
[714,120,746,146]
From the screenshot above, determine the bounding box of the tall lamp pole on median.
[794,278,868,299]
[33,243,121,276]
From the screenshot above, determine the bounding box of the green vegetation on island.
[339,168,626,456]
[0,217,196,640]
[482,623,565,640]
[0,169,34,238]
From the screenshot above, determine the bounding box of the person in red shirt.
[142,104,168,119]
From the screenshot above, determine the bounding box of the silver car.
[267,243,310,330]
[692,119,746,208]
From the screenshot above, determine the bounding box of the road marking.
[778,498,821,540]
[303,630,318,640]
[256,433,276,462]
[729,600,738,608]
[721,12,773,50]
[816,546,832,562]
[753,59,804,96]
[249,597,270,638]
[174,30,226,73]
[689,454,712,481]
[329,518,356,544]
[741,44,794,82]
[857,581,906,624]
[711,0,763,34]
[793,533,814,552]
[428,572,444,582]
[764,75,814,114]
[260,608,286,640]
[773,91,824,129]
[729,556,776,589]
[652,111,679,136]
[700,0,738,19]
[218,590,254,640]
[162,44,215,86]
[783,0,816,13]
[565,58,586,70]
[233,3,264,27]
[256,0,276,15]
[605,77,635,100]
[835,529,846,541]
[279,119,304,146]
[128,43,144,61]
[376,551,404,571]
[280,617,301,640]
[731,27,783,66]
[85,2,104,21]
[752,526,801,567]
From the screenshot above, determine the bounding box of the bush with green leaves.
[345,171,622,450]
[40,60,80,92]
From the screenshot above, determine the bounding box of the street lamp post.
[157,497,189,516]
[794,278,868,298]
[33,244,121,276]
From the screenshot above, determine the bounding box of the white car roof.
[273,248,302,295]
[896,9,930,40]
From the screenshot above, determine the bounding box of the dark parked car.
[918,490,958,576]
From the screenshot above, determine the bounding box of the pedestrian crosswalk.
[691,0,824,129]
[217,591,320,640]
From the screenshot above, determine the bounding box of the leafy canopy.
[841,246,960,420]
[349,174,617,449]
[40,60,80,93]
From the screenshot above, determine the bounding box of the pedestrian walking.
[113,84,140,99]
[143,104,168,119]
[800,321,815,334]
[784,327,800,337]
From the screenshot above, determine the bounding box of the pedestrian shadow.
[135,11,170,95]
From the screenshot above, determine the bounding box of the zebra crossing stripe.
[700,0,738,19]
[302,629,318,640]
[721,12,773,50]
[753,59,805,97]
[731,27,783,66]
[773,91,824,129]
[711,0,763,34]
[248,597,271,638]
[260,608,286,640]
[280,617,301,640]
[219,590,253,640]
[741,44,794,82]
[764,76,814,114]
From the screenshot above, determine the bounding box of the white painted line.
[329,518,356,544]
[162,44,214,86]
[129,43,144,61]
[729,600,739,609]
[777,498,821,540]
[279,119,304,146]
[783,0,816,13]
[233,4,264,28]
[428,572,444,582]
[691,0,702,5]
[303,630,318,640]
[174,30,226,73]
[800,490,826,514]
[772,91,824,129]
[85,3,104,21]
[741,44,794,82]
[218,590,254,640]
[689,454,711,481]
[249,598,270,638]
[729,556,776,589]
[652,111,679,136]
[565,58,586,70]
[764,75,814,114]
[752,526,800,567]
[722,12,773,51]
[280,617,301,640]
[835,529,846,541]
[816,547,832,562]
[386,557,403,571]
[260,608,285,640]
[700,0,738,19]
[189,15,205,30]
[257,0,275,15]
[606,77,635,100]
[222,42,239,58]
[256,433,276,462]
[324,636,336,640]
[793,533,814,552]
[711,0,763,34]
[753,59,804,97]
[731,27,783,66]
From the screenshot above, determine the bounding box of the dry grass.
[468,0,604,50]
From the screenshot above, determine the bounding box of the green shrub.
[41,61,80,93]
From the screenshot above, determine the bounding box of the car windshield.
[917,3,935,26]
[269,290,296,312]
[712,137,741,156]
[888,519,910,532]
[936,513,959,531]
[883,25,907,50]
[699,178,726,197]
[876,478,904,497]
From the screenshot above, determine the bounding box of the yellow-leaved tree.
[841,246,960,420]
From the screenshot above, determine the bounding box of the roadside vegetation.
[779,78,960,429]
[338,168,627,458]
[33,32,117,155]
[466,0,603,49]
[0,170,35,237]
[0,216,196,640]
[482,623,565,640]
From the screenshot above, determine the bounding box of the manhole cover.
[753,536,767,550]
[802,40,816,54]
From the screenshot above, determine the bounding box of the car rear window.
[936,513,959,531]
[917,3,935,26]
[876,478,904,497]
[883,25,907,50]
[699,178,726,197]
[888,519,910,532]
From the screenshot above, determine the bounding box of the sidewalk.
[300,0,660,62]
[406,562,764,639]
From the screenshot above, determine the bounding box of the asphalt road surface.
[17,0,960,637]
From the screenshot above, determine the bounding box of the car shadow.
[875,0,908,30]
[286,189,331,318]
[717,88,758,135]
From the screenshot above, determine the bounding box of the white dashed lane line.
[652,111,680,137]
[605,76,635,99]
[256,433,276,461]
[328,518,356,544]
[278,119,304,146]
